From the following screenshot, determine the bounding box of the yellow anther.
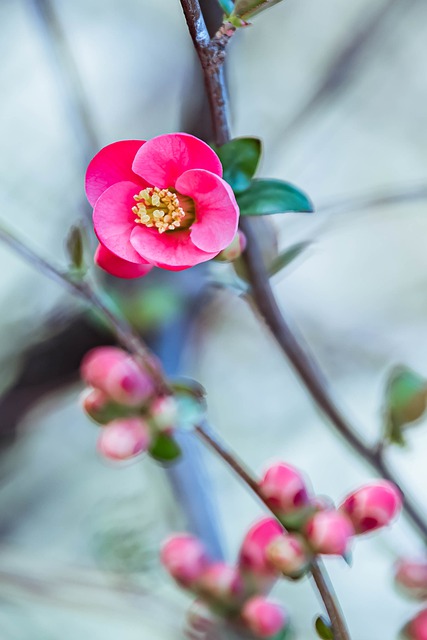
[132,186,191,234]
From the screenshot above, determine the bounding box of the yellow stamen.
[132,187,190,234]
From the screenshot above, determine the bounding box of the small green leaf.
[268,241,312,277]
[149,432,181,463]
[315,616,334,640]
[237,179,314,216]
[384,366,427,446]
[66,224,86,272]
[232,0,285,20]
[218,0,235,16]
[214,137,262,194]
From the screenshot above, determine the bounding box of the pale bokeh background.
[1,0,427,638]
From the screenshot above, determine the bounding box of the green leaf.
[236,179,314,216]
[218,0,235,16]
[232,0,285,20]
[384,366,427,446]
[66,225,86,272]
[268,241,311,277]
[315,616,334,640]
[214,137,262,194]
[149,433,181,463]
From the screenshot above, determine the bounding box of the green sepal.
[268,241,312,277]
[214,137,262,194]
[315,616,334,639]
[232,0,285,20]
[383,366,427,446]
[149,432,181,463]
[237,179,314,216]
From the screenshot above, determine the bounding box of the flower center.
[132,187,194,234]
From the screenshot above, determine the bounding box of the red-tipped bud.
[81,388,110,422]
[242,596,288,639]
[266,533,311,578]
[238,518,284,578]
[97,417,151,460]
[259,462,311,515]
[81,347,155,406]
[403,609,427,640]
[339,480,402,534]
[304,510,354,556]
[215,230,247,262]
[395,559,427,601]
[161,534,209,588]
[198,563,244,606]
[150,395,178,433]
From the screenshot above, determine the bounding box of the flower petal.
[85,140,146,206]
[132,133,223,189]
[93,180,146,263]
[176,169,239,253]
[94,244,153,279]
[130,226,217,271]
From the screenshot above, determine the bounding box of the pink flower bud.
[395,558,427,600]
[242,596,287,638]
[339,480,402,534]
[81,388,110,422]
[215,230,247,262]
[238,518,284,578]
[160,534,209,588]
[198,563,244,606]
[97,417,151,460]
[81,347,155,406]
[150,395,178,433]
[304,510,354,556]
[266,533,311,578]
[404,608,427,640]
[259,462,311,515]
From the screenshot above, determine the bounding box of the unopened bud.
[97,417,151,460]
[339,480,402,534]
[198,563,244,607]
[161,534,209,588]
[266,533,311,578]
[403,608,427,640]
[395,558,427,600]
[81,388,133,424]
[149,395,178,433]
[259,462,311,515]
[215,231,246,262]
[238,518,284,578]
[242,596,288,639]
[81,347,155,407]
[304,510,354,556]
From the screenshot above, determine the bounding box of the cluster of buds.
[80,347,177,460]
[161,532,288,639]
[395,558,427,639]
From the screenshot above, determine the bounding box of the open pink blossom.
[85,134,239,274]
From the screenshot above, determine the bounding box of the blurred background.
[1,0,427,638]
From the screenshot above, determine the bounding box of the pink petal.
[176,169,239,253]
[85,140,147,206]
[94,244,153,279]
[93,180,146,263]
[130,226,217,270]
[132,133,223,189]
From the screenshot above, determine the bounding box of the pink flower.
[304,510,354,556]
[405,609,427,640]
[242,596,287,638]
[339,480,402,534]
[395,558,427,600]
[161,534,210,588]
[85,134,239,274]
[81,347,155,407]
[266,533,311,578]
[238,518,284,579]
[98,417,151,460]
[259,462,312,514]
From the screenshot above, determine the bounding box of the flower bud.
[81,387,134,424]
[215,230,247,262]
[97,417,151,460]
[242,596,287,638]
[395,558,427,600]
[339,480,402,534]
[304,510,354,556]
[149,395,178,433]
[81,347,155,407]
[161,534,209,588]
[238,518,284,578]
[259,462,311,515]
[198,563,244,607]
[403,608,427,640]
[266,533,311,578]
